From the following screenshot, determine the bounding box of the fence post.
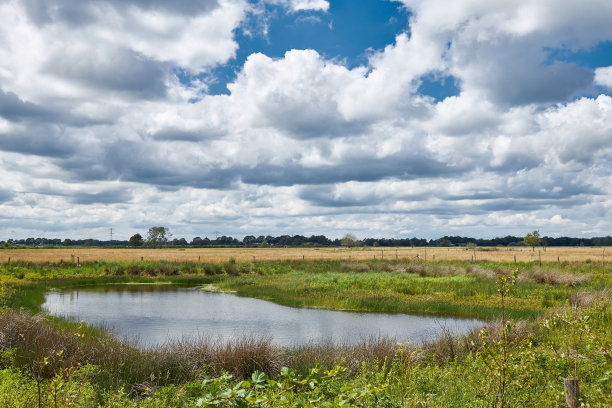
[198,255,200,263]
[381,250,384,261]
[141,256,143,262]
[77,257,80,266]
[539,250,542,271]
[563,378,580,408]
[302,255,305,261]
[7,257,10,264]
[396,249,398,260]
[514,255,516,265]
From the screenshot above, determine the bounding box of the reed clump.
[569,289,611,307]
[524,269,590,286]
[340,262,370,272]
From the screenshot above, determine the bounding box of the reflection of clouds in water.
[43,287,484,348]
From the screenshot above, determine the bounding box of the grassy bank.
[0,259,610,406]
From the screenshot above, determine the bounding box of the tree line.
[2,228,612,248]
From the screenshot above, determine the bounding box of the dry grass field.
[0,246,609,265]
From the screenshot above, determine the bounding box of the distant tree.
[85,239,95,247]
[523,230,541,251]
[260,239,269,248]
[128,233,143,247]
[341,233,359,248]
[439,238,452,247]
[243,235,257,246]
[63,238,73,246]
[171,237,188,246]
[145,227,171,248]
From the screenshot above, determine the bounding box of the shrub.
[339,262,370,272]
[126,264,143,276]
[203,264,223,276]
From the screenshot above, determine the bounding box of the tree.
[145,227,171,248]
[243,235,257,247]
[128,233,143,247]
[523,230,541,251]
[341,233,359,248]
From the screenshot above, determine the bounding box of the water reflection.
[43,285,484,348]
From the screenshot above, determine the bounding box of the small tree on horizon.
[341,233,359,248]
[129,233,143,247]
[145,227,171,248]
[523,230,541,251]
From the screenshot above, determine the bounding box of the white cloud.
[595,66,612,89]
[265,0,329,12]
[1,0,612,240]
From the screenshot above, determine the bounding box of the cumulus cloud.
[595,66,612,89]
[265,0,329,12]
[0,0,612,239]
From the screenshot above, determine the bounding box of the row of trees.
[4,228,612,248]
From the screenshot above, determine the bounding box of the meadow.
[1,245,609,265]
[0,251,610,407]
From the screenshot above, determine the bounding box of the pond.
[43,285,484,348]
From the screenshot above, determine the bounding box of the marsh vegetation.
[0,253,610,407]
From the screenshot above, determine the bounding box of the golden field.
[0,246,609,264]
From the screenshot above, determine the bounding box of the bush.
[224,258,240,276]
[202,264,223,275]
[340,262,369,272]
[126,264,144,276]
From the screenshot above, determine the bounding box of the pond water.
[43,285,484,348]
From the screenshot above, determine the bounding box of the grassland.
[0,255,610,407]
[1,245,610,265]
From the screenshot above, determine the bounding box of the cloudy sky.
[1,0,612,241]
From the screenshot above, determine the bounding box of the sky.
[1,0,612,241]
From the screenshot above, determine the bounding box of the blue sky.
[195,0,411,94]
[1,0,612,240]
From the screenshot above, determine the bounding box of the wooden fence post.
[539,250,542,271]
[77,257,80,266]
[7,257,10,264]
[514,255,516,265]
[563,378,580,408]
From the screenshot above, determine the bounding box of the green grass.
[0,258,610,407]
[1,259,606,320]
